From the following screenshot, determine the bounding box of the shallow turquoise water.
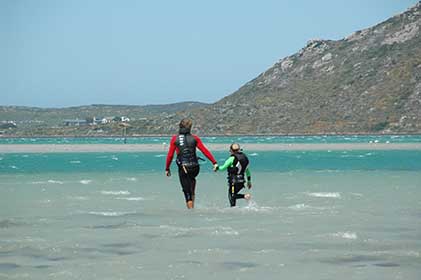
[1,150,421,174]
[1,142,421,279]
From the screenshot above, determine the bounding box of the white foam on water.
[331,231,358,240]
[340,154,366,158]
[49,271,74,278]
[159,224,240,237]
[47,180,64,185]
[154,154,166,158]
[31,181,45,185]
[243,205,274,213]
[306,192,341,198]
[249,153,259,156]
[351,192,364,197]
[87,211,135,217]
[288,203,330,211]
[111,156,119,161]
[116,197,145,201]
[255,249,277,254]
[126,177,137,181]
[220,200,276,213]
[9,165,18,169]
[289,203,311,210]
[79,180,92,185]
[406,251,420,257]
[211,226,239,236]
[100,190,131,195]
[68,196,89,201]
[315,169,341,173]
[70,160,81,164]
[158,225,196,237]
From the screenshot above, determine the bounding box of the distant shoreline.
[1,133,421,139]
[1,143,421,153]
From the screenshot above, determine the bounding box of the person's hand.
[213,163,219,172]
[247,181,252,189]
[165,170,171,177]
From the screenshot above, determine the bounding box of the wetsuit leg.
[228,183,245,207]
[191,178,196,201]
[228,183,235,207]
[178,165,200,202]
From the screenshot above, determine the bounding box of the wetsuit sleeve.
[165,135,177,171]
[193,135,217,164]
[246,167,251,182]
[218,156,235,171]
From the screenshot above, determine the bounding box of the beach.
[1,142,421,153]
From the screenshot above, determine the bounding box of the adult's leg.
[179,165,200,209]
[188,166,199,208]
[190,179,196,208]
[178,167,194,209]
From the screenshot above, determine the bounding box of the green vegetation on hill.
[0,102,207,136]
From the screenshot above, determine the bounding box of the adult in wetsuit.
[217,143,252,207]
[165,118,218,209]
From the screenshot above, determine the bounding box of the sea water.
[1,149,421,279]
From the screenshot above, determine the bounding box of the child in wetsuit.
[216,143,252,207]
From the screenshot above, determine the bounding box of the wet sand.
[1,143,421,153]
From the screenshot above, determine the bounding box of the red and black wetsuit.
[165,129,217,202]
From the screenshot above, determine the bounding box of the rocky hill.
[1,3,421,136]
[182,2,421,135]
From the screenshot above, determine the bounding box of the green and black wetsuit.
[218,151,251,207]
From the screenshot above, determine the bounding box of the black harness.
[175,130,199,168]
[227,152,249,184]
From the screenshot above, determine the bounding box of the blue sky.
[1,0,418,108]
